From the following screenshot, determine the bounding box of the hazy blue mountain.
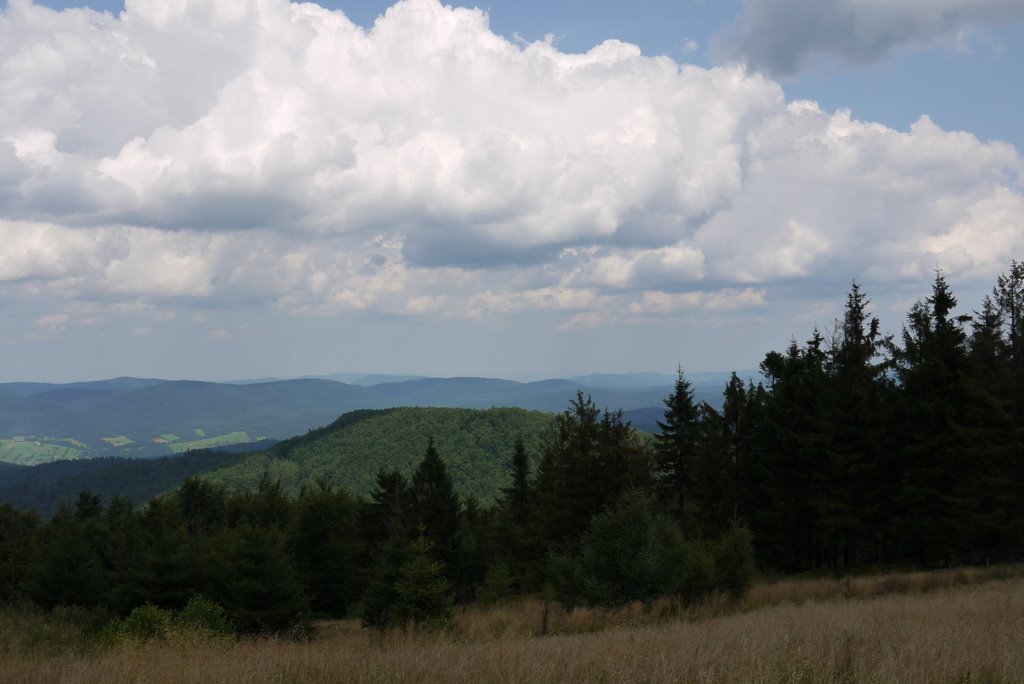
[340,373,430,386]
[622,406,665,434]
[0,377,166,397]
[569,372,676,387]
[0,371,754,465]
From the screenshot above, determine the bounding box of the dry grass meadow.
[3,567,1023,683]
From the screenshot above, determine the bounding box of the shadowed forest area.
[0,262,1022,654]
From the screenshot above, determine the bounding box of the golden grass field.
[3,567,1023,683]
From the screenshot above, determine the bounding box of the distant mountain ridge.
[0,371,750,464]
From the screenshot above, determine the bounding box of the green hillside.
[202,407,555,502]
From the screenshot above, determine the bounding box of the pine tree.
[501,438,531,528]
[217,525,308,634]
[288,484,361,617]
[823,282,892,568]
[103,495,143,613]
[532,392,607,547]
[25,505,106,609]
[359,529,410,632]
[962,296,1015,559]
[655,368,701,525]
[391,532,453,630]
[993,261,1024,554]
[0,504,38,602]
[890,271,972,564]
[136,499,203,609]
[411,437,461,570]
[754,333,832,571]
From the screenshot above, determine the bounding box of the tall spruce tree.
[217,525,308,634]
[963,296,1016,559]
[754,333,832,571]
[993,261,1024,553]
[502,438,531,529]
[411,437,460,570]
[288,484,361,617]
[823,282,892,567]
[0,504,38,602]
[655,368,702,527]
[532,392,648,550]
[890,271,972,564]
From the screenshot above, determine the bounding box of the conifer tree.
[25,505,106,609]
[391,532,453,630]
[963,296,1015,558]
[412,437,461,570]
[532,392,606,547]
[0,504,38,602]
[754,333,832,571]
[217,525,307,634]
[501,438,531,528]
[890,271,972,564]
[655,368,701,525]
[288,484,361,617]
[823,282,892,567]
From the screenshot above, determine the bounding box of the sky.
[0,0,1022,382]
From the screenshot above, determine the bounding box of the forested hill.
[201,407,556,502]
[0,374,717,464]
[0,407,556,514]
[0,450,248,517]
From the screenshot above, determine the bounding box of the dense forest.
[0,262,1021,636]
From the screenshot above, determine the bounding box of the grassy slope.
[4,569,1022,683]
[202,407,555,502]
[0,439,82,465]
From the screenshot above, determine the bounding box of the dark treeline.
[0,262,1021,635]
[734,264,1024,572]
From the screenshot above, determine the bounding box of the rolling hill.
[201,407,556,502]
[0,407,557,514]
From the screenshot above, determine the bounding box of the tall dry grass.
[4,570,1024,683]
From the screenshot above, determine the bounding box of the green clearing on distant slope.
[167,431,253,453]
[0,439,82,465]
[201,407,555,502]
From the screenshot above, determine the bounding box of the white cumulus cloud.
[0,0,1020,332]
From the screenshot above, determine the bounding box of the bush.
[549,491,689,608]
[119,604,172,641]
[176,595,233,637]
[680,540,717,603]
[714,523,756,599]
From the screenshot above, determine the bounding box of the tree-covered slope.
[0,450,248,517]
[202,407,555,502]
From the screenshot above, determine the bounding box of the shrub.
[713,523,756,599]
[176,595,233,637]
[680,541,717,603]
[476,562,515,605]
[119,604,172,641]
[550,491,689,608]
